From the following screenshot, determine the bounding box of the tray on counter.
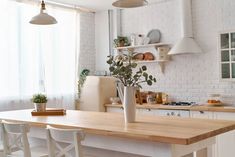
[31,108,66,116]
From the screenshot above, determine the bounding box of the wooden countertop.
[0,109,235,145]
[105,104,235,113]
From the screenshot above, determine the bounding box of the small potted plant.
[114,36,130,47]
[107,53,156,123]
[32,94,48,112]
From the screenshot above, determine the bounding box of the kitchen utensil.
[147,29,161,44]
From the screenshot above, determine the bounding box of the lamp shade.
[30,12,57,25]
[112,0,148,8]
[29,0,57,25]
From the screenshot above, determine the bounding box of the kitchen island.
[0,109,235,157]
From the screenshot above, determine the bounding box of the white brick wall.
[120,0,235,105]
[79,12,96,74]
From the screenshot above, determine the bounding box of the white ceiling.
[48,0,164,12]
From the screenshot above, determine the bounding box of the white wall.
[91,0,234,105]
[79,12,96,74]
[95,11,110,71]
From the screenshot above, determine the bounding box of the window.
[0,0,80,110]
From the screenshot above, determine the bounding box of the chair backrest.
[46,125,85,157]
[0,120,31,157]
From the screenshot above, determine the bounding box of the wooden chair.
[46,125,85,157]
[0,120,48,157]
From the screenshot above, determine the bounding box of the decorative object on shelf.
[133,53,144,61]
[143,37,150,45]
[158,46,170,60]
[147,29,161,44]
[32,94,48,112]
[107,54,156,123]
[136,34,144,45]
[143,52,155,60]
[112,0,148,8]
[29,0,57,25]
[78,69,90,98]
[114,36,130,47]
[110,97,121,105]
[130,34,137,46]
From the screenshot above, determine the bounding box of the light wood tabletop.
[0,109,235,145]
[105,104,235,112]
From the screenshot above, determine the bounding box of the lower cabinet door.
[137,108,155,116]
[214,112,235,157]
[106,107,124,113]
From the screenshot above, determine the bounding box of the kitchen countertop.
[105,104,235,113]
[0,109,235,145]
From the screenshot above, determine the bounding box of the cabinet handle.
[171,112,175,116]
[146,108,151,112]
[121,107,124,110]
[177,113,181,117]
[167,113,170,116]
[199,111,204,114]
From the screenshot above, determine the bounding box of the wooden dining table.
[0,109,235,157]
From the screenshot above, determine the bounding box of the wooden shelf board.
[114,43,169,50]
[124,60,169,64]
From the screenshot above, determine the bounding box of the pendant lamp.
[30,0,57,25]
[112,0,148,8]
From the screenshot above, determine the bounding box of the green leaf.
[143,72,148,78]
[107,60,112,64]
[147,80,152,86]
[131,63,137,68]
[109,67,115,72]
[142,66,147,71]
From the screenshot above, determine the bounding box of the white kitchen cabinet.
[106,107,124,113]
[190,111,214,119]
[156,109,190,118]
[214,112,235,157]
[137,108,156,116]
[219,31,235,81]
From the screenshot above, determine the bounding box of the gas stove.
[164,102,196,106]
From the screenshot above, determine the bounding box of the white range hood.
[168,0,202,55]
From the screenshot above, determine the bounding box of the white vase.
[123,86,136,123]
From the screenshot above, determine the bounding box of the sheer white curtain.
[0,0,79,110]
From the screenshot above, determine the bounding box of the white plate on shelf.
[147,29,161,44]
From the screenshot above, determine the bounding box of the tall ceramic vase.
[123,86,136,123]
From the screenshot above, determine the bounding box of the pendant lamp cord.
[41,0,46,10]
